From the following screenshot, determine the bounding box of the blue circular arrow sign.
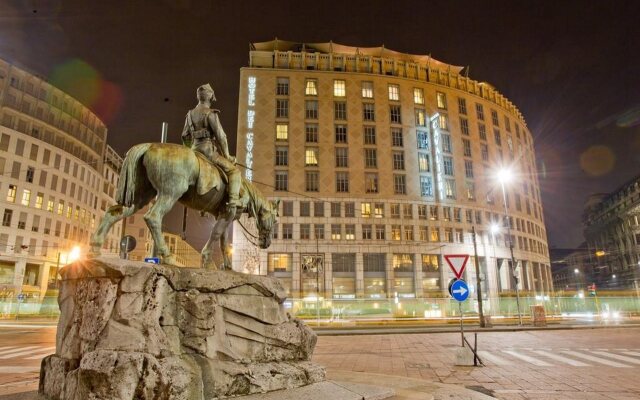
[450,279,470,302]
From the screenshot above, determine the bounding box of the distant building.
[233,40,552,299]
[550,246,591,291]
[583,177,640,290]
[163,232,200,267]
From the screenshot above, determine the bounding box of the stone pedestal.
[39,257,325,399]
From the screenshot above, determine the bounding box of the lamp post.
[497,168,523,325]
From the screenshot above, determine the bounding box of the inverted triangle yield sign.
[444,254,469,279]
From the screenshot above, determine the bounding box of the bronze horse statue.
[89,143,278,269]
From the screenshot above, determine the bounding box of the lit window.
[21,189,31,206]
[436,92,447,109]
[361,202,372,217]
[418,153,430,172]
[47,200,54,212]
[66,206,72,218]
[334,80,346,97]
[362,81,374,98]
[415,108,426,126]
[388,84,400,101]
[57,200,64,215]
[35,193,44,209]
[276,124,288,140]
[305,148,318,166]
[413,88,424,104]
[305,79,318,96]
[438,114,449,130]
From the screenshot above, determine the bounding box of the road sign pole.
[472,226,485,328]
[459,301,464,347]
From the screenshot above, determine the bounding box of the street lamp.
[497,167,523,325]
[574,268,579,274]
[54,246,82,289]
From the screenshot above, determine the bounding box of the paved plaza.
[1,325,640,398]
[313,327,640,399]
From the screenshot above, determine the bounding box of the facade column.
[13,259,27,293]
[323,253,332,299]
[356,253,364,298]
[386,252,394,298]
[414,253,423,298]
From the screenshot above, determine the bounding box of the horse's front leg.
[220,228,232,271]
[202,217,231,269]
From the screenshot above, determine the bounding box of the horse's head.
[256,199,279,249]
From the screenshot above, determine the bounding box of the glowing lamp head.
[574,268,579,274]
[68,246,81,263]
[490,223,500,235]
[497,168,513,184]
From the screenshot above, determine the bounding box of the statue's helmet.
[197,83,216,102]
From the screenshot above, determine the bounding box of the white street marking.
[502,350,553,366]
[0,346,39,357]
[590,351,640,365]
[561,351,630,368]
[478,351,512,366]
[622,351,640,357]
[0,346,54,359]
[532,350,589,367]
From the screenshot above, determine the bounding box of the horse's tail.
[115,143,153,207]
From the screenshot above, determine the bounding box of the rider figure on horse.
[181,84,242,217]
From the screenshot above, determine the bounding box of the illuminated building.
[0,58,146,302]
[233,40,552,299]
[583,177,640,290]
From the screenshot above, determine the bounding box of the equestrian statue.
[89,84,278,269]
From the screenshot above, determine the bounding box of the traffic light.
[588,283,597,296]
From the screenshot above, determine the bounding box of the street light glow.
[574,268,579,274]
[490,223,500,235]
[68,246,81,263]
[497,168,513,184]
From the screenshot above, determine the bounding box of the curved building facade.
[0,58,122,301]
[233,41,552,300]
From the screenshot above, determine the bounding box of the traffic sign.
[145,257,160,264]
[444,254,469,279]
[450,279,470,302]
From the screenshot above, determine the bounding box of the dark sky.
[1,0,639,250]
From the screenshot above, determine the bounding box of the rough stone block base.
[39,258,325,399]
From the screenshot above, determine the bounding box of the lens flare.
[48,59,123,124]
[579,145,615,176]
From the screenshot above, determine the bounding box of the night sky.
[1,0,639,250]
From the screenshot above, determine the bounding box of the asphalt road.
[1,325,640,398]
